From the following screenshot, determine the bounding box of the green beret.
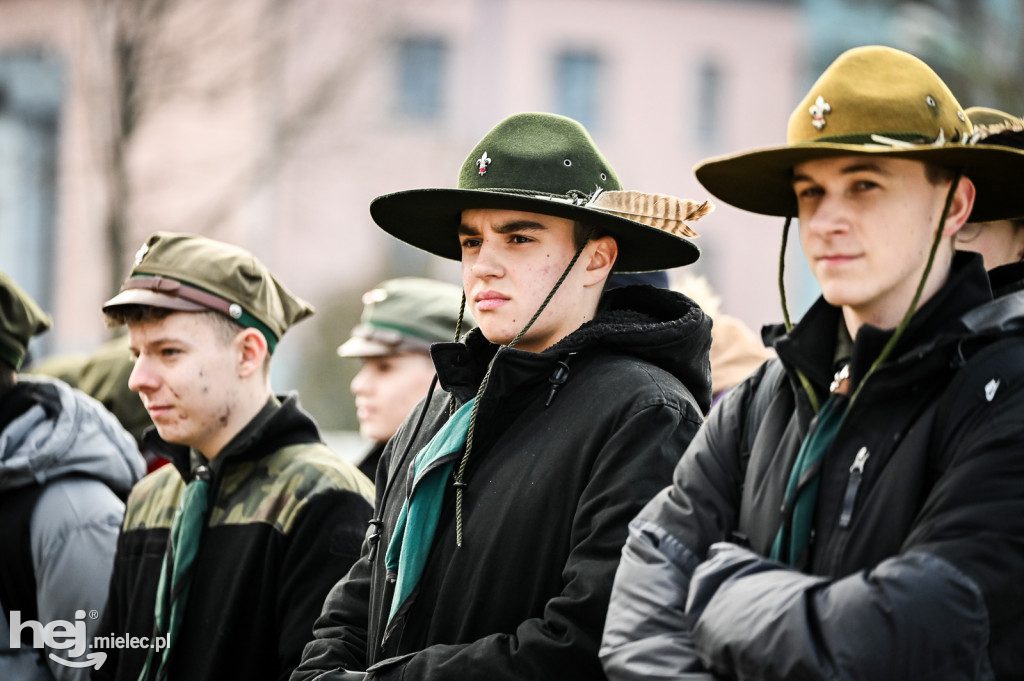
[0,269,52,371]
[103,232,314,352]
[338,278,475,357]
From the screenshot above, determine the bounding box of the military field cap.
[370,112,704,272]
[694,45,1024,222]
[0,268,52,371]
[338,277,475,358]
[966,106,1024,151]
[103,232,314,352]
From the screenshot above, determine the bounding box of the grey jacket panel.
[599,519,712,681]
[1,374,144,680]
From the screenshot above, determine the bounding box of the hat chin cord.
[451,235,591,547]
[778,170,963,413]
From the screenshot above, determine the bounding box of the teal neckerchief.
[770,394,847,566]
[385,398,475,624]
[138,467,210,681]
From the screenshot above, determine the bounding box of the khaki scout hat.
[103,232,314,352]
[0,269,52,371]
[370,112,703,272]
[337,277,475,358]
[694,45,1024,222]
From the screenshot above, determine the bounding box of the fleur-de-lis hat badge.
[809,95,832,131]
[477,151,491,176]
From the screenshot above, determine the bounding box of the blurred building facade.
[0,0,825,429]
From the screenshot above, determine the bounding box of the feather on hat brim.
[370,188,703,273]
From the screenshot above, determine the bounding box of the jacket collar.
[145,393,322,480]
[769,251,994,395]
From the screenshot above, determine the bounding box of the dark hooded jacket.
[94,395,374,681]
[292,285,713,681]
[600,252,1024,680]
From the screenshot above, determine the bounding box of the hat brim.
[337,336,395,358]
[370,189,701,272]
[694,142,1024,222]
[102,288,208,314]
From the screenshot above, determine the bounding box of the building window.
[396,36,446,120]
[554,51,602,131]
[695,59,723,149]
[0,50,62,357]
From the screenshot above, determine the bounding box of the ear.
[236,328,269,379]
[942,175,977,238]
[582,235,618,287]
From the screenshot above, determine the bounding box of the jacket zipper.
[838,447,869,528]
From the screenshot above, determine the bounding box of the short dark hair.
[105,306,244,347]
[924,162,957,186]
[107,306,271,375]
[572,221,610,249]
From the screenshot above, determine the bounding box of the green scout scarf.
[385,398,476,624]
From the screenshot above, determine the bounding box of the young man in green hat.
[292,112,714,681]
[0,269,144,680]
[95,232,374,681]
[601,46,1024,680]
[339,277,475,479]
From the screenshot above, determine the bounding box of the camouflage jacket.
[94,395,374,681]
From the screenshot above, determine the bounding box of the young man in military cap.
[292,112,714,681]
[601,46,1024,680]
[95,232,374,681]
[0,269,144,680]
[339,277,475,479]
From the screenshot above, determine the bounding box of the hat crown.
[120,232,314,341]
[457,112,622,197]
[787,46,971,147]
[0,269,52,370]
[361,277,474,344]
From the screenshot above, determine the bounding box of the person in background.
[957,106,1024,298]
[601,45,1024,680]
[0,268,145,680]
[95,232,374,681]
[671,271,773,406]
[293,111,713,681]
[339,277,475,479]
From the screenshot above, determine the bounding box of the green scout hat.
[0,269,52,371]
[103,232,314,353]
[370,112,704,272]
[337,277,476,358]
[694,45,1024,222]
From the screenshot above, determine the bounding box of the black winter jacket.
[94,395,374,681]
[601,253,1024,680]
[292,285,713,681]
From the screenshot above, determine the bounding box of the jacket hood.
[439,284,713,413]
[0,374,145,496]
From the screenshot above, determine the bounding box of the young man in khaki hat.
[95,232,374,681]
[293,112,713,681]
[0,269,144,680]
[601,46,1024,680]
[338,277,475,479]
